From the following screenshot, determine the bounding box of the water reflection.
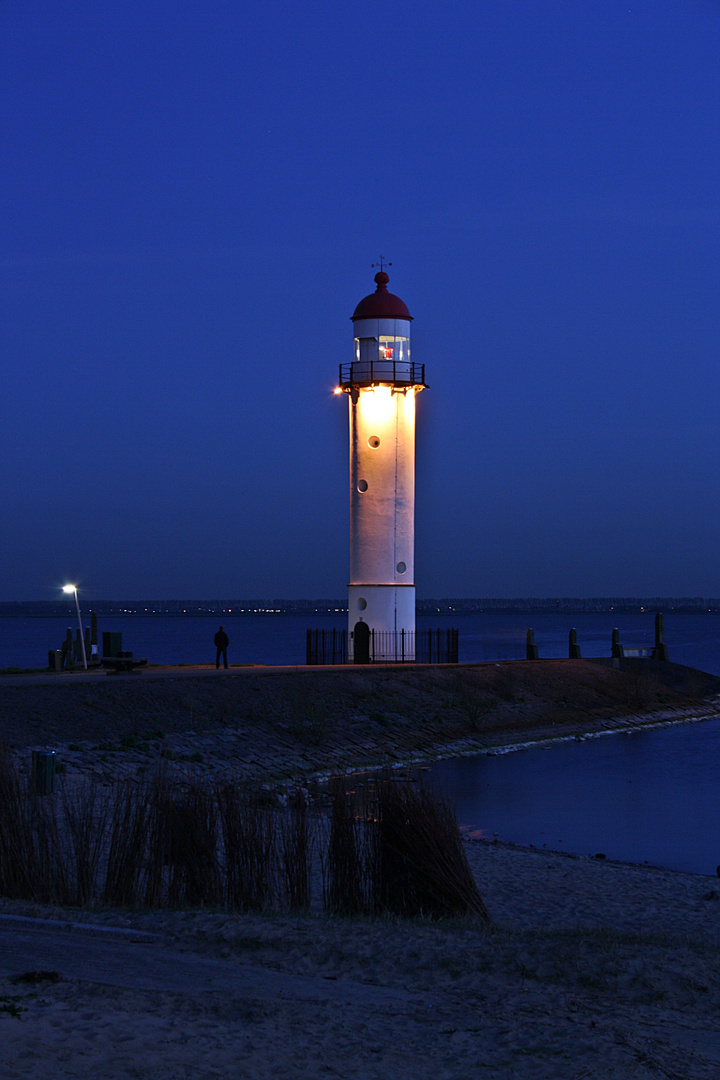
[428,718,720,875]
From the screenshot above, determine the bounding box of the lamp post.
[62,584,87,669]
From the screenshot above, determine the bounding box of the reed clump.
[322,773,489,921]
[0,748,488,921]
[374,778,489,920]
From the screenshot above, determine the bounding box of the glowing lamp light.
[359,383,394,425]
[62,583,88,669]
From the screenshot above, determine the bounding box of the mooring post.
[569,627,582,659]
[653,613,669,662]
[526,628,539,660]
[62,627,73,668]
[91,611,99,661]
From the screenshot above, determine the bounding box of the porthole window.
[357,597,367,610]
[357,479,368,492]
[396,561,407,574]
[368,436,380,449]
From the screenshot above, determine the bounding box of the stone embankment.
[1,658,718,783]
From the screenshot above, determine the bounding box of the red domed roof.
[351,271,412,322]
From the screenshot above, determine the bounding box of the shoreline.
[4,661,720,1076]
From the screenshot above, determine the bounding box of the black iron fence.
[306,628,348,665]
[415,627,459,664]
[306,627,458,665]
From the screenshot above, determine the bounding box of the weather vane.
[371,256,391,272]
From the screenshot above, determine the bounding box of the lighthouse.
[337,268,427,663]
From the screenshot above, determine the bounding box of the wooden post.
[653,613,669,662]
[569,627,582,659]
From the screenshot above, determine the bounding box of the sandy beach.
[2,659,720,1078]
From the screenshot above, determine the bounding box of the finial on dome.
[371,256,391,289]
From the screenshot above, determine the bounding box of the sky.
[1,0,719,601]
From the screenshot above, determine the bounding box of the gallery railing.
[338,361,426,388]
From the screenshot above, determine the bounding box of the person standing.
[214,625,229,669]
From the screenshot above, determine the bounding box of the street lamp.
[62,584,88,669]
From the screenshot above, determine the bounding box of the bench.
[101,654,148,673]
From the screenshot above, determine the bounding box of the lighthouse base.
[347,584,416,663]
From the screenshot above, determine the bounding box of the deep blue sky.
[2,0,719,600]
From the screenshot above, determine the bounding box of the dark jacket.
[214,629,229,648]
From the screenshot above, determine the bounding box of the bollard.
[31,750,56,795]
[526,628,539,660]
[653,613,669,662]
[62,627,73,668]
[569,627,582,659]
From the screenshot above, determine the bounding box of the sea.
[2,608,720,674]
[3,608,720,873]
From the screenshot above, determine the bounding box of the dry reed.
[0,750,488,920]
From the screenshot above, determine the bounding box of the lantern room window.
[341,335,424,390]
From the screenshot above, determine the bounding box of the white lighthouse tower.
[337,267,427,663]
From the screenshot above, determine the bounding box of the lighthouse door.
[353,621,370,665]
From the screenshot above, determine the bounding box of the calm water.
[3,609,720,673]
[430,719,720,875]
[3,609,720,872]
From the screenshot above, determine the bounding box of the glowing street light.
[62,584,87,670]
